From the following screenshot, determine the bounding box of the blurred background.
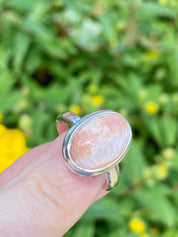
[0,0,178,236]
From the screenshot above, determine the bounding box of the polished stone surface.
[70,113,131,169]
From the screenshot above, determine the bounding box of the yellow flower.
[156,164,168,180]
[143,50,159,62]
[145,101,159,114]
[0,158,12,173]
[158,0,168,4]
[0,124,6,134]
[0,112,4,123]
[70,105,81,115]
[147,50,159,59]
[0,125,30,173]
[129,218,146,234]
[92,95,104,106]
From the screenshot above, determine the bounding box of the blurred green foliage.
[0,0,178,236]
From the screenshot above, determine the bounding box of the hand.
[0,123,107,237]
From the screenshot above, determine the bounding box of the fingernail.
[70,113,131,169]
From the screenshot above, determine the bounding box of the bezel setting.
[62,110,132,176]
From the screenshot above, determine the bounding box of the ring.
[56,110,132,191]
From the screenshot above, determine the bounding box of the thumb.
[0,135,106,237]
[0,112,128,237]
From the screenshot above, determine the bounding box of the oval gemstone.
[70,113,131,170]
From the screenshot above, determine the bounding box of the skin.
[0,121,107,237]
[0,113,129,237]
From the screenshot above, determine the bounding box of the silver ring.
[56,110,132,191]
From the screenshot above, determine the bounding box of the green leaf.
[25,46,42,73]
[121,140,147,184]
[109,229,137,237]
[133,185,176,226]
[0,47,10,70]
[73,222,94,237]
[139,3,176,18]
[167,45,178,88]
[144,116,178,147]
[98,12,117,39]
[146,84,162,101]
[160,117,178,146]
[28,109,56,146]
[0,72,22,112]
[143,116,164,148]
[82,197,124,221]
[6,0,37,10]
[170,148,178,170]
[21,75,78,108]
[13,33,31,74]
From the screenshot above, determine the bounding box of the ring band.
[56,110,132,191]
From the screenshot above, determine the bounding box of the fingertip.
[56,121,69,135]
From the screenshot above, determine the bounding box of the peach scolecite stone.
[70,113,131,170]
